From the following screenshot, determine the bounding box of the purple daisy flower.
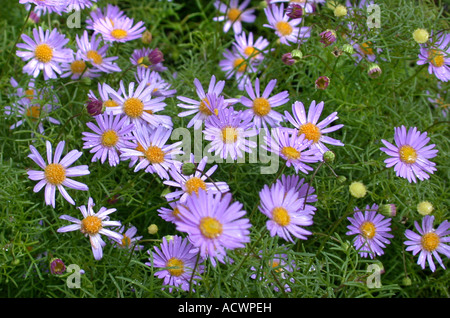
[233,31,271,64]
[417,32,450,82]
[119,123,183,180]
[85,4,126,31]
[27,140,90,208]
[16,27,72,79]
[82,112,136,167]
[66,0,97,12]
[76,30,121,74]
[284,100,345,154]
[203,105,258,160]
[219,48,255,91]
[103,79,172,129]
[263,3,311,46]
[164,154,230,203]
[263,127,321,174]
[176,189,252,266]
[19,0,68,15]
[112,224,144,251]
[60,50,100,80]
[240,78,289,132]
[177,76,231,129]
[158,201,188,224]
[276,174,317,207]
[346,204,394,259]
[427,88,448,117]
[146,235,205,293]
[380,126,438,183]
[92,16,146,43]
[213,0,256,34]
[259,181,315,243]
[404,215,450,272]
[57,197,123,261]
[135,67,177,98]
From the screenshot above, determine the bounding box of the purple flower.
[233,31,270,64]
[82,112,136,167]
[203,105,258,160]
[86,97,104,116]
[119,123,183,180]
[259,181,315,243]
[27,141,89,208]
[86,4,125,31]
[112,224,144,251]
[404,215,450,272]
[219,48,256,91]
[284,100,345,154]
[319,29,337,47]
[380,126,438,183]
[92,16,146,43]
[66,0,97,12]
[49,258,66,275]
[16,27,72,79]
[175,189,252,266]
[130,47,167,72]
[146,235,204,293]
[213,0,256,34]
[315,76,330,90]
[164,154,230,203]
[19,0,68,15]
[240,78,289,132]
[281,52,296,65]
[417,32,450,82]
[57,197,122,261]
[135,67,176,98]
[286,4,304,19]
[346,204,394,259]
[263,127,321,174]
[276,174,317,205]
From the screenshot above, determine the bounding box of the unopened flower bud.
[342,43,354,54]
[320,29,337,47]
[417,201,433,216]
[50,258,66,275]
[327,0,339,10]
[286,3,304,19]
[412,28,429,44]
[334,5,348,17]
[315,76,330,90]
[402,276,412,286]
[141,30,152,44]
[349,181,367,198]
[86,97,104,116]
[337,176,347,184]
[164,235,175,242]
[282,52,297,66]
[379,204,397,217]
[323,150,335,163]
[148,48,164,66]
[368,63,382,79]
[148,224,158,235]
[181,162,196,176]
[291,49,303,61]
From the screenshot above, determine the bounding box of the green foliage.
[0,0,448,298]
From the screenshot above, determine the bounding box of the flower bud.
[315,76,330,90]
[417,201,433,216]
[148,224,158,235]
[291,49,303,61]
[334,5,348,17]
[337,176,347,184]
[148,48,164,66]
[379,204,397,217]
[50,258,66,275]
[320,29,337,47]
[412,28,429,44]
[86,97,104,116]
[323,150,335,163]
[181,162,196,176]
[349,181,367,198]
[286,4,304,19]
[402,276,412,286]
[342,43,354,54]
[282,52,297,66]
[141,30,152,44]
[368,63,382,79]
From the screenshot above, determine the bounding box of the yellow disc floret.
[222,126,238,144]
[26,106,41,120]
[34,43,53,63]
[70,60,87,74]
[145,145,165,164]
[233,58,247,73]
[399,145,418,164]
[185,177,207,195]
[281,146,301,160]
[166,257,185,276]
[111,29,128,40]
[86,50,103,65]
[227,8,242,21]
[199,98,213,115]
[276,21,293,36]
[421,232,440,252]
[272,207,290,227]
[101,129,119,147]
[81,215,103,235]
[200,217,223,239]
[123,97,144,118]
[44,163,66,185]
[428,49,445,67]
[360,221,376,239]
[253,97,271,116]
[299,122,321,143]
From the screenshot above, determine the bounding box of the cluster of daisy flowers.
[6,0,448,294]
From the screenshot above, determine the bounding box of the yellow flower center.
[145,145,165,164]
[253,97,271,116]
[185,177,207,195]
[70,60,87,74]
[86,50,103,65]
[101,129,119,147]
[399,145,418,164]
[24,89,35,100]
[199,216,223,239]
[272,207,290,227]
[44,163,66,185]
[123,97,144,118]
[81,215,103,235]
[299,122,321,143]
[137,57,148,68]
[34,43,53,63]
[421,232,440,252]
[428,49,445,67]
[281,146,301,160]
[26,105,41,120]
[276,21,293,36]
[233,58,247,73]
[227,8,241,21]
[166,257,185,277]
[121,234,131,247]
[221,126,238,144]
[244,46,259,59]
[360,42,374,55]
[360,221,376,239]
[103,99,118,108]
[199,98,213,115]
[111,29,128,40]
